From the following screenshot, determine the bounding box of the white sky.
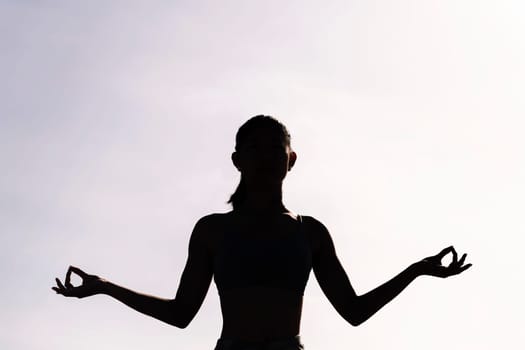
[1,1,524,349]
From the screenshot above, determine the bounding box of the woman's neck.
[240,186,285,212]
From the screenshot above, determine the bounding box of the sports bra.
[213,214,312,295]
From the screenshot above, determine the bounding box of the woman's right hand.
[52,266,107,298]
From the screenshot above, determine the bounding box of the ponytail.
[226,176,246,210]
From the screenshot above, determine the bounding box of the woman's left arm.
[355,246,472,325]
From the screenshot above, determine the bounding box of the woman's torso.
[207,211,314,341]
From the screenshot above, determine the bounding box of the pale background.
[1,1,523,349]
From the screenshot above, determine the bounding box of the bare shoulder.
[301,215,333,256]
[194,213,222,225]
[190,212,229,249]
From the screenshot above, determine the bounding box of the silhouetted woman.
[53,115,472,350]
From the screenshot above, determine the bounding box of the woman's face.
[233,128,296,184]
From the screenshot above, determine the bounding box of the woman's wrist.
[98,278,111,295]
[409,262,424,278]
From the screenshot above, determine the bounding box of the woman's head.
[227,115,296,210]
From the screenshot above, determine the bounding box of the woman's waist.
[219,317,301,342]
[219,292,303,325]
[215,334,304,350]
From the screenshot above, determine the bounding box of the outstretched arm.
[52,215,215,329]
[309,217,472,326]
[355,246,471,325]
[347,261,419,326]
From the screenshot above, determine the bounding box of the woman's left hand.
[414,246,472,278]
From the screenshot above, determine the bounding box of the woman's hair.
[226,115,292,210]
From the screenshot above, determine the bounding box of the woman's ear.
[289,151,297,169]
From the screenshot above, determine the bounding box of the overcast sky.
[1,1,524,349]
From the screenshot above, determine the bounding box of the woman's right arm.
[52,215,215,329]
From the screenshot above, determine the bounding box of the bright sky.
[1,1,524,349]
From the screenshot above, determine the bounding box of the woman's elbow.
[171,319,190,329]
[348,316,365,327]
[345,312,363,327]
[167,300,192,329]
[344,302,365,327]
[168,312,194,328]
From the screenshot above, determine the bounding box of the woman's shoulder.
[192,211,242,235]
[300,214,328,230]
[193,212,229,231]
[299,215,333,254]
[189,213,231,250]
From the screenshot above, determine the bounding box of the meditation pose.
[53,115,472,350]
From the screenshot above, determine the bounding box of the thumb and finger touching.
[419,245,472,277]
[65,265,88,287]
[52,265,96,297]
[437,246,473,276]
